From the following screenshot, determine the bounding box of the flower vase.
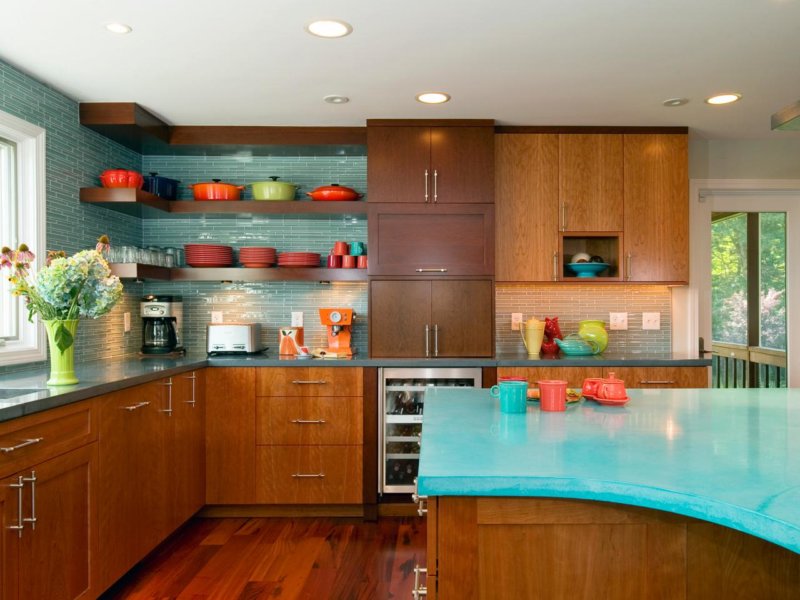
[43,319,79,385]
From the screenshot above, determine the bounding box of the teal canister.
[578,320,608,353]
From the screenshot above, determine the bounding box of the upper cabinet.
[367,121,495,203]
[623,134,689,283]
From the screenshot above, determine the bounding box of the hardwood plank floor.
[100,517,426,600]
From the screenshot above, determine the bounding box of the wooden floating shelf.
[80,188,368,218]
[109,264,367,283]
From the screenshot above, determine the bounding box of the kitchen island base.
[428,497,800,599]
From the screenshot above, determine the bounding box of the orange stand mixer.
[318,308,356,357]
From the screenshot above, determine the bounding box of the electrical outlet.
[291,311,304,327]
[511,313,523,331]
[642,312,661,330]
[609,312,628,331]
[211,311,223,324]
[123,312,131,333]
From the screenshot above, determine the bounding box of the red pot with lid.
[99,169,144,189]
[190,179,245,201]
[306,183,362,201]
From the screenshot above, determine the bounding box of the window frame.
[0,109,47,366]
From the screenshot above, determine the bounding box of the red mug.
[333,241,349,256]
[342,255,356,268]
[538,380,567,412]
[357,255,368,269]
[581,377,604,398]
[326,254,342,268]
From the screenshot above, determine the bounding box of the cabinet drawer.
[607,367,709,389]
[0,400,96,478]
[257,397,363,445]
[256,367,363,397]
[256,445,362,504]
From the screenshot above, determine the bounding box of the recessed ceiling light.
[663,98,689,107]
[106,23,132,34]
[323,95,349,104]
[705,93,742,105]
[416,92,451,105]
[305,20,352,38]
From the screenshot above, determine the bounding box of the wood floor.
[100,517,427,600]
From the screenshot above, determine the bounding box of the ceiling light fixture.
[416,92,451,105]
[663,98,689,107]
[305,20,353,38]
[105,23,132,34]
[705,93,741,105]
[771,99,800,131]
[323,95,349,104]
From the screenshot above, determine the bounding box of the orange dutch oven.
[190,179,245,201]
[99,168,144,189]
[306,183,362,201]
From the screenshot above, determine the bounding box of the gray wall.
[690,139,800,179]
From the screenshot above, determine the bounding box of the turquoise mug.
[350,241,366,256]
[490,380,528,414]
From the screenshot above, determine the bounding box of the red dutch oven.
[99,169,144,189]
[306,183,363,201]
[190,179,245,201]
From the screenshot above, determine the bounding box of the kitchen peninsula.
[417,387,800,599]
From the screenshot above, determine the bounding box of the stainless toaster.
[207,323,264,355]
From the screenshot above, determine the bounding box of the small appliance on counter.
[207,323,265,355]
[317,308,356,357]
[141,295,183,355]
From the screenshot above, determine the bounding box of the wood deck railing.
[712,342,787,388]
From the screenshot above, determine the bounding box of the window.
[0,109,46,366]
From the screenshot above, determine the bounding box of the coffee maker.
[318,308,355,357]
[141,295,183,354]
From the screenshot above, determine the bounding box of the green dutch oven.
[251,176,300,201]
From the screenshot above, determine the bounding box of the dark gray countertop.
[0,351,710,423]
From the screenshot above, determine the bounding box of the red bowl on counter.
[99,169,144,189]
[190,179,244,201]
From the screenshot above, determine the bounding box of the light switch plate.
[511,313,523,331]
[123,312,131,333]
[291,311,304,327]
[211,311,223,324]
[642,312,661,330]
[609,312,628,330]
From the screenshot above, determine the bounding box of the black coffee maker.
[140,295,183,354]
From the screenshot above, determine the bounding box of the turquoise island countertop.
[417,387,800,554]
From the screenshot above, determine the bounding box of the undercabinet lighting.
[705,93,741,105]
[106,23,132,34]
[416,92,451,104]
[323,95,350,104]
[663,98,689,107]
[306,20,353,38]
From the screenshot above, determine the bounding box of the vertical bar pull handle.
[8,476,24,537]
[424,324,430,357]
[626,252,632,281]
[560,202,566,231]
[433,324,439,357]
[553,251,559,281]
[22,471,36,529]
[433,169,438,203]
[184,372,196,406]
[160,378,173,415]
[424,169,429,203]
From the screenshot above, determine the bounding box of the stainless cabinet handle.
[425,324,430,358]
[553,251,559,281]
[433,169,438,203]
[185,372,196,406]
[639,380,676,385]
[291,473,325,478]
[424,169,429,203]
[413,565,428,599]
[160,377,173,416]
[560,202,567,231]
[7,476,24,537]
[415,268,447,273]
[122,401,150,412]
[433,324,439,357]
[290,419,327,424]
[22,471,36,530]
[291,380,328,385]
[626,252,632,281]
[0,437,44,453]
[412,477,429,517]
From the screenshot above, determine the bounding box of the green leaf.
[54,323,74,352]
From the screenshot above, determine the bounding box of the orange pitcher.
[519,317,546,356]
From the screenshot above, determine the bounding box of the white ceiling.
[2,0,800,140]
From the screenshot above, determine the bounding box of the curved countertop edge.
[417,476,800,555]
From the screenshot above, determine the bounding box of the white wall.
[690,139,800,180]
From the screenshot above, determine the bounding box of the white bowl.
[571,252,591,263]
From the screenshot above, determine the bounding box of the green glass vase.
[43,319,79,385]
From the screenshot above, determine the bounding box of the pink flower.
[0,246,11,270]
[14,243,34,264]
[95,234,111,255]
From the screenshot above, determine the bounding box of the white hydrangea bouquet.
[1,235,123,384]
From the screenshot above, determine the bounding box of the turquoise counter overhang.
[417,387,800,554]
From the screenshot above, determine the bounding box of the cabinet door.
[559,134,623,232]
[607,367,708,389]
[367,126,431,203]
[205,368,256,504]
[1,472,20,600]
[623,134,689,283]
[498,367,599,388]
[368,203,494,276]
[430,127,495,204]
[495,134,559,281]
[97,383,167,589]
[370,281,432,358]
[169,370,205,530]
[18,444,96,600]
[431,280,494,357]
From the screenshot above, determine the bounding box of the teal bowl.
[567,262,609,278]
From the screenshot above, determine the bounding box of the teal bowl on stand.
[567,262,609,278]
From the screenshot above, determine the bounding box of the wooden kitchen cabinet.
[606,366,709,388]
[370,279,494,358]
[367,123,495,204]
[623,133,689,283]
[497,366,600,387]
[169,370,206,528]
[367,202,494,276]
